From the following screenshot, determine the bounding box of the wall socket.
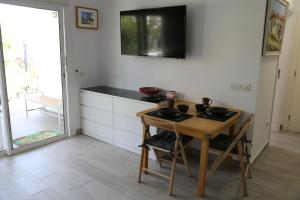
[230,83,251,92]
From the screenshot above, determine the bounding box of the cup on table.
[202,97,213,107]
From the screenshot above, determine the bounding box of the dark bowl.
[158,107,177,117]
[208,107,229,116]
[139,87,160,97]
[177,104,189,113]
[195,104,207,113]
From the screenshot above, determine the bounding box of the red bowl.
[139,87,160,97]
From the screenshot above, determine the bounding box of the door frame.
[0,25,13,153]
[0,0,70,155]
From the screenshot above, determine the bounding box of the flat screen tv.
[120,5,186,59]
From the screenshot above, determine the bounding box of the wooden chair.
[138,116,193,196]
[207,114,254,196]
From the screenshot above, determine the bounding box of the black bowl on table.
[177,104,189,113]
[207,107,229,117]
[195,104,207,113]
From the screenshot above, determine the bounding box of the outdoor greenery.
[121,16,138,55]
[2,33,39,100]
[146,16,162,52]
[121,15,162,55]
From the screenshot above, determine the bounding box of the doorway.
[269,1,300,153]
[0,2,67,151]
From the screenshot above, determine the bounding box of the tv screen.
[120,5,186,59]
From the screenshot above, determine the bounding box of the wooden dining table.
[136,100,243,197]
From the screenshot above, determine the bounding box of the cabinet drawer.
[82,119,113,144]
[114,129,141,154]
[113,98,155,117]
[114,129,155,160]
[81,106,113,127]
[114,114,156,136]
[80,91,112,112]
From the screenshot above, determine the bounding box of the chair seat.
[145,131,193,152]
[210,134,238,154]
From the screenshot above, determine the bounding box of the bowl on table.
[177,104,189,113]
[139,87,161,97]
[207,107,229,117]
[195,104,207,113]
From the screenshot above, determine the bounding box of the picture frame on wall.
[76,6,99,30]
[262,0,289,56]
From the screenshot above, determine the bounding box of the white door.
[0,2,68,152]
[288,65,300,133]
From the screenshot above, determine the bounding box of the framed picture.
[76,6,99,29]
[262,0,289,56]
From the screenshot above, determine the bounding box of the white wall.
[99,0,268,157]
[252,56,278,160]
[63,0,115,135]
[105,0,266,112]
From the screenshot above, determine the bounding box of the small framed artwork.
[262,0,289,56]
[76,6,99,30]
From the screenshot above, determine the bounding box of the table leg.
[142,124,149,174]
[197,137,209,197]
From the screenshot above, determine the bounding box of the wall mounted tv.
[120,5,186,59]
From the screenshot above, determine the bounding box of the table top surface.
[137,100,243,136]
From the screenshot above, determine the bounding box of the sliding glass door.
[0,2,67,152]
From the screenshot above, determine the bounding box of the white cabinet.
[114,129,155,159]
[80,91,112,112]
[80,89,157,159]
[114,114,142,135]
[81,106,113,127]
[81,119,114,145]
[113,98,154,117]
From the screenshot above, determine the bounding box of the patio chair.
[25,90,45,118]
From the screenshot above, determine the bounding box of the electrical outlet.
[230,83,241,91]
[230,83,251,92]
[241,84,251,92]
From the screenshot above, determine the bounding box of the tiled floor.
[270,131,300,154]
[0,134,299,200]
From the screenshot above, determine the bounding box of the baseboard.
[250,140,269,165]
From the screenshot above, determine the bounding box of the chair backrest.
[234,114,254,141]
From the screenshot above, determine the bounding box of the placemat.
[146,111,193,122]
[197,111,238,122]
